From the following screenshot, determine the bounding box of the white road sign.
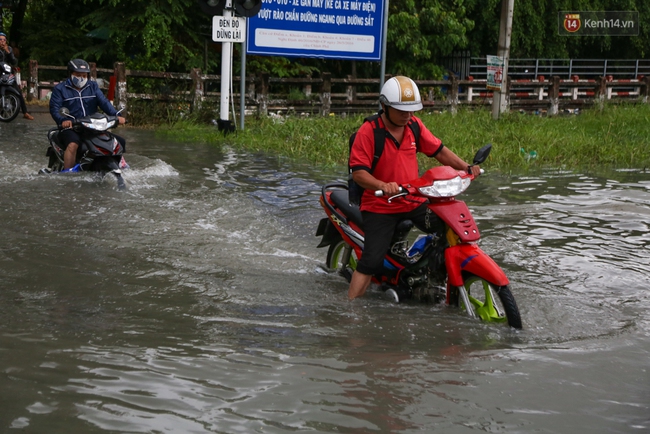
[212,16,246,43]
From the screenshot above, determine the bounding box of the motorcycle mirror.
[58,107,75,119]
[473,144,492,165]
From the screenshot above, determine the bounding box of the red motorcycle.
[316,144,522,329]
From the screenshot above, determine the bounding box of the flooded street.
[1,114,649,433]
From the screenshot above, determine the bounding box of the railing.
[469,58,650,81]
[27,60,650,117]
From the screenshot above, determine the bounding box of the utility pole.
[491,0,514,120]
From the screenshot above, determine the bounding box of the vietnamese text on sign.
[247,0,384,60]
[213,16,247,43]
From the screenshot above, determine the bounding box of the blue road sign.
[246,0,385,61]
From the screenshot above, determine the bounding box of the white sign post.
[212,4,246,133]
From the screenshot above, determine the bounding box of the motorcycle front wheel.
[452,273,522,329]
[326,236,357,283]
[0,93,20,122]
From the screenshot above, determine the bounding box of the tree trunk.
[9,0,29,47]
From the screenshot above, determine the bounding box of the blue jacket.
[49,78,118,126]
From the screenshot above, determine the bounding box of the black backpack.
[348,112,421,205]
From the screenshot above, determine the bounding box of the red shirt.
[349,115,443,214]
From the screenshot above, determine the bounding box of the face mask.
[72,76,87,88]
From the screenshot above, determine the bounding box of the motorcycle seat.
[330,189,364,228]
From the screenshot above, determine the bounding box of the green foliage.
[465,0,650,59]
[387,0,474,78]
[246,55,319,78]
[18,0,214,72]
[12,0,650,81]
[158,104,650,173]
[78,0,205,71]
[21,0,98,67]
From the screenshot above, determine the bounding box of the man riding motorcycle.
[0,31,33,120]
[49,58,126,172]
[347,76,482,300]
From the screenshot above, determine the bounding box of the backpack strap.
[368,116,385,173]
[406,118,421,151]
[353,112,418,174]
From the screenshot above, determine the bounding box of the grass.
[156,103,650,173]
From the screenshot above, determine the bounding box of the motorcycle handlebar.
[59,114,122,130]
[374,169,485,197]
[374,187,403,197]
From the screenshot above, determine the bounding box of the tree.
[8,0,29,47]
[465,0,650,59]
[10,0,650,78]
[385,0,475,78]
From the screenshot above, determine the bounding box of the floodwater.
[1,114,649,433]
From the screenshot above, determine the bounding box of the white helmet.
[379,76,423,111]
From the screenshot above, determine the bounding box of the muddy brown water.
[1,114,649,432]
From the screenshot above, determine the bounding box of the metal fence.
[27,59,649,117]
[469,58,650,80]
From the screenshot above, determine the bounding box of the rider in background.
[347,76,482,300]
[0,32,34,120]
[49,58,126,172]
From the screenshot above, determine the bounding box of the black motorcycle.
[0,61,21,122]
[39,108,128,190]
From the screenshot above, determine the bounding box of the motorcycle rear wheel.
[453,273,522,329]
[326,236,357,283]
[0,93,20,122]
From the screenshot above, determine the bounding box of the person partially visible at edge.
[49,58,126,172]
[0,32,34,120]
[347,75,482,300]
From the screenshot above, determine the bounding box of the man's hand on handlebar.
[467,165,482,177]
[61,120,73,129]
[377,181,401,196]
[118,116,126,125]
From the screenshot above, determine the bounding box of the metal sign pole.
[379,0,389,94]
[219,0,233,129]
[240,33,246,131]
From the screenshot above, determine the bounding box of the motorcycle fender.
[445,243,509,287]
[1,85,20,97]
[316,217,340,248]
[429,201,480,242]
[88,134,116,153]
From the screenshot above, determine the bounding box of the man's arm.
[49,86,65,125]
[352,170,401,196]
[434,146,481,177]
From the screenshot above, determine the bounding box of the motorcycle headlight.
[417,175,471,197]
[2,64,11,73]
[81,118,115,131]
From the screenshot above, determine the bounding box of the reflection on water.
[469,171,650,344]
[0,119,648,432]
